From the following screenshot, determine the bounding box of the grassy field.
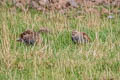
[0,5,120,80]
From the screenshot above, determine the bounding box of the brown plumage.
[71,30,91,44]
[17,28,50,45]
[17,29,42,45]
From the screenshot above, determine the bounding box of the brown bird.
[71,30,91,44]
[17,27,50,45]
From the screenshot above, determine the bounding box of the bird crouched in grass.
[71,30,91,44]
[17,28,50,45]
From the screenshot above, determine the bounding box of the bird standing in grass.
[17,28,50,45]
[71,30,91,44]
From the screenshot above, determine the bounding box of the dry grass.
[0,5,120,80]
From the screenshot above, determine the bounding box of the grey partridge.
[17,27,51,45]
[17,29,42,45]
[71,30,91,44]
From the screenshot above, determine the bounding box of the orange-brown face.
[72,30,78,36]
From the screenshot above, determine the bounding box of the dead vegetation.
[0,0,120,15]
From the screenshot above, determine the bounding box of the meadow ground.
[0,5,120,80]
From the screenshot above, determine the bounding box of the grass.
[0,5,120,80]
